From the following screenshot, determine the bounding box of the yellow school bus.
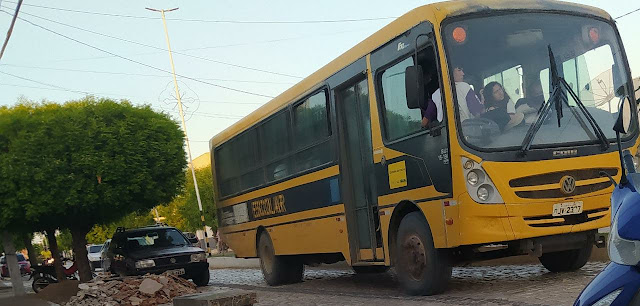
[209,0,639,295]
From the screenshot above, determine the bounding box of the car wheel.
[192,269,210,287]
[395,212,451,296]
[258,232,303,286]
[539,245,592,272]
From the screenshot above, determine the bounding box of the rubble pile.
[65,273,198,306]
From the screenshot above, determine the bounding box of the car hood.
[127,246,203,260]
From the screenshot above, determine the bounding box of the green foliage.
[0,232,25,253]
[86,210,154,244]
[0,98,187,232]
[57,229,73,252]
[158,165,216,233]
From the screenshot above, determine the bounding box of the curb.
[208,257,260,269]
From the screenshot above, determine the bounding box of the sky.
[0,0,638,158]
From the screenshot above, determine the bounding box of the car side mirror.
[614,96,632,134]
[188,237,199,244]
[405,65,425,109]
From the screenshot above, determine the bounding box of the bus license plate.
[552,201,583,217]
[167,268,185,276]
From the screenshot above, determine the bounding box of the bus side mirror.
[405,65,425,109]
[614,96,632,134]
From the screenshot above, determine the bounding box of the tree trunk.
[22,233,39,268]
[45,229,66,282]
[1,231,26,296]
[70,227,93,282]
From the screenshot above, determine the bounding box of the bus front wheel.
[258,232,303,285]
[538,245,592,272]
[395,212,451,296]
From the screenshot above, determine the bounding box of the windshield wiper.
[519,46,610,156]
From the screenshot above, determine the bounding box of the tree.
[86,211,154,244]
[158,165,217,233]
[0,98,186,282]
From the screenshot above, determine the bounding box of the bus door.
[332,59,384,263]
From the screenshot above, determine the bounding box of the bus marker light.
[446,218,454,225]
[453,27,467,43]
[589,27,599,43]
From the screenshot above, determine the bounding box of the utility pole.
[146,7,209,253]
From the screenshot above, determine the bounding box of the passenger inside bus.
[515,82,545,124]
[428,66,484,125]
[479,81,524,131]
[420,68,440,128]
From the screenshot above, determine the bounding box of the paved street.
[207,262,607,305]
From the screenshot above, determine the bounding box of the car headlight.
[135,259,155,269]
[190,253,206,262]
[608,217,640,266]
[592,288,623,306]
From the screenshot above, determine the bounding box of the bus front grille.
[524,207,608,228]
[510,168,617,199]
[509,168,618,188]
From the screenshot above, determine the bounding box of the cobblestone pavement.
[207,262,608,305]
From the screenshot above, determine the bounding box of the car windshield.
[443,13,635,151]
[124,229,188,250]
[88,245,102,253]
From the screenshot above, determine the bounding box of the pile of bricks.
[65,273,197,306]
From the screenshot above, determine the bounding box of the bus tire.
[395,212,451,296]
[258,233,303,285]
[539,245,592,272]
[352,266,389,274]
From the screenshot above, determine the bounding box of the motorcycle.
[574,96,640,306]
[30,258,78,293]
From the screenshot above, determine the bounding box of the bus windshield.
[443,13,635,151]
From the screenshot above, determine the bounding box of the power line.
[5,8,302,79]
[616,7,640,19]
[0,70,90,95]
[0,0,22,61]
[0,63,295,84]
[5,1,395,24]
[9,14,275,99]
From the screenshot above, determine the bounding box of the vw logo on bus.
[560,176,577,195]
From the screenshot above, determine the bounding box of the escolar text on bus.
[251,194,286,218]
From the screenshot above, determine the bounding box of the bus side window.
[380,46,442,141]
[259,111,291,182]
[292,90,332,172]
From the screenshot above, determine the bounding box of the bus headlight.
[477,185,491,201]
[462,157,504,204]
[467,171,480,186]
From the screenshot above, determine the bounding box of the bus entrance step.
[173,290,258,306]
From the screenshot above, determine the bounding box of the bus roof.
[209,0,610,148]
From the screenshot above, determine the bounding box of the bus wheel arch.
[255,226,268,255]
[388,200,422,266]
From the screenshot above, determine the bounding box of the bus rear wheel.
[395,212,451,296]
[258,232,303,285]
[539,245,592,272]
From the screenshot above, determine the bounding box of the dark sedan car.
[103,225,209,286]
